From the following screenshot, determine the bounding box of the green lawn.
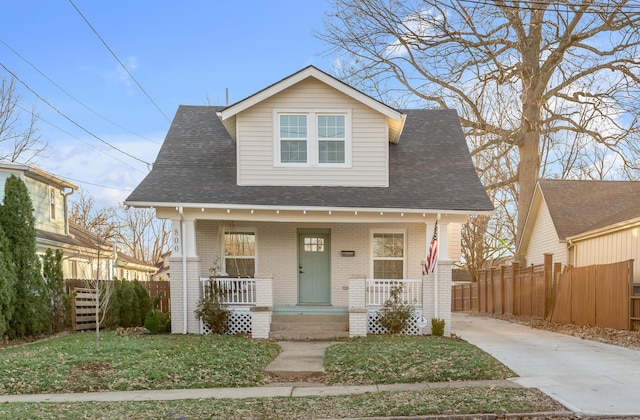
[0,332,280,394]
[324,335,514,384]
[0,388,566,419]
[0,332,567,419]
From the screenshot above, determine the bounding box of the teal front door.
[298,231,331,304]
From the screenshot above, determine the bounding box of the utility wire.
[68,0,171,123]
[15,103,147,175]
[60,175,134,192]
[459,0,640,13]
[0,39,161,145]
[0,61,152,167]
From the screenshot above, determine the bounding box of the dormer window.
[275,109,351,167]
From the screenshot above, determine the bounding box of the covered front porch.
[198,275,452,339]
[163,206,462,339]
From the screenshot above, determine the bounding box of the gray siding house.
[126,66,492,338]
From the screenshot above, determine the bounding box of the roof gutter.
[179,206,188,334]
[124,201,493,216]
[63,187,75,236]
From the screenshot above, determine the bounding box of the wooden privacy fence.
[72,287,97,331]
[452,254,556,319]
[66,279,170,331]
[550,260,635,330]
[66,279,170,312]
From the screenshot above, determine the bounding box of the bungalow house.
[0,162,156,281]
[125,66,493,338]
[517,179,640,284]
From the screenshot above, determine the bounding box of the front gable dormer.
[217,66,405,187]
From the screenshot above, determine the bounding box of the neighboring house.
[152,251,171,281]
[0,162,156,281]
[125,66,493,338]
[517,179,640,283]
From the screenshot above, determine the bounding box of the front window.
[224,232,256,277]
[372,232,405,279]
[279,114,308,163]
[318,115,345,164]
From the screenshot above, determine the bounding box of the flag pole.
[434,214,441,319]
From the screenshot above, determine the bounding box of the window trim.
[370,229,407,280]
[222,229,257,278]
[274,109,352,168]
[49,187,57,221]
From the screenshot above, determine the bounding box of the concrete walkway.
[264,341,335,378]
[452,313,640,417]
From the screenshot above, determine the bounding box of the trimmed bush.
[378,285,413,334]
[431,318,445,336]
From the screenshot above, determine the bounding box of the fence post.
[499,265,505,315]
[629,260,635,331]
[512,261,520,315]
[544,253,553,318]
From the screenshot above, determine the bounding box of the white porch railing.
[365,279,422,307]
[200,277,256,305]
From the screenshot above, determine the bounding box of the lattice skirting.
[367,309,423,335]
[201,308,252,335]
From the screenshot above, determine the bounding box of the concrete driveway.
[452,313,640,416]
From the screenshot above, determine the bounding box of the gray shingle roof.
[126,106,493,212]
[539,179,640,239]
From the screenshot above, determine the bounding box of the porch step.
[270,313,349,341]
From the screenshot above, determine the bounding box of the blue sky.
[1,1,335,207]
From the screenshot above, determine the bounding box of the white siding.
[447,223,462,262]
[235,78,389,186]
[525,199,568,266]
[574,226,640,284]
[195,220,427,307]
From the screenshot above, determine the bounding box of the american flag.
[422,221,438,275]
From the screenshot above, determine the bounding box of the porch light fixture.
[277,210,280,214]
[380,211,383,215]
[354,211,358,215]
[303,210,307,215]
[226,209,230,213]
[251,209,254,214]
[201,208,204,212]
[401,212,404,217]
[328,210,332,215]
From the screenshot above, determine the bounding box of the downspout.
[179,206,188,334]
[434,213,441,319]
[62,188,75,236]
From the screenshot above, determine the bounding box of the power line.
[68,0,171,124]
[0,39,161,145]
[459,0,640,14]
[15,103,147,175]
[0,61,152,167]
[60,175,134,192]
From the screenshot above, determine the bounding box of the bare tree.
[70,189,120,238]
[0,75,47,163]
[116,207,169,264]
[70,190,169,265]
[319,0,640,248]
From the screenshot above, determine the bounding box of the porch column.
[251,275,273,339]
[348,276,367,337]
[422,221,453,337]
[169,217,200,334]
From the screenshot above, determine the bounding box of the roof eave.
[218,66,403,123]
